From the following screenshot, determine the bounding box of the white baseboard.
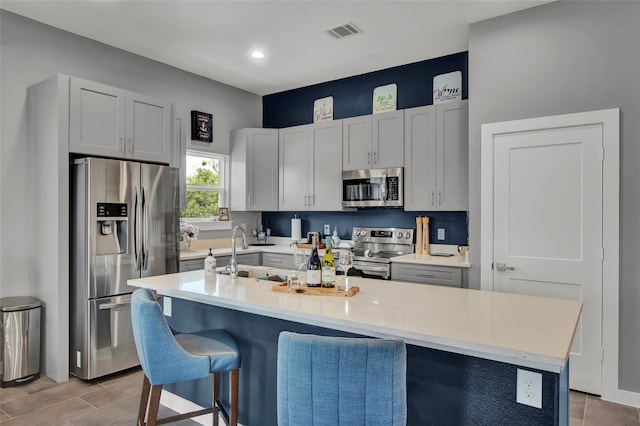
[160,390,245,426]
[604,388,640,409]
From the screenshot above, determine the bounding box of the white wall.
[0,10,262,379]
[468,1,640,393]
[0,10,261,297]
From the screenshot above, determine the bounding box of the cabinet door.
[404,105,437,210]
[436,100,468,210]
[70,77,126,157]
[279,125,310,210]
[127,92,172,164]
[247,129,279,211]
[309,120,343,211]
[373,110,404,168]
[342,115,371,170]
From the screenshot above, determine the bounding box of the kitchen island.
[128,271,580,425]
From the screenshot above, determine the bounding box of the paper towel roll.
[291,217,302,242]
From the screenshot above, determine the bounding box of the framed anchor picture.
[191,110,213,142]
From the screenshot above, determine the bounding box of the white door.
[481,110,620,396]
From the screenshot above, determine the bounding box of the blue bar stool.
[277,331,407,426]
[131,288,240,426]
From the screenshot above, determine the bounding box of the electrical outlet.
[437,228,445,240]
[516,368,542,408]
[163,296,172,317]
[324,224,331,235]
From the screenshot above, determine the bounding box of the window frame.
[181,150,232,230]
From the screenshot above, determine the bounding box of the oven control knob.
[397,232,403,239]
[360,230,367,237]
[405,234,412,239]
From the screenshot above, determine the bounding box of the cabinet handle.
[248,194,252,207]
[415,273,435,279]
[438,191,442,206]
[373,151,377,164]
[309,194,314,206]
[431,191,436,206]
[368,152,371,165]
[127,137,133,154]
[120,137,125,153]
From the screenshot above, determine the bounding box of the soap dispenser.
[331,227,340,248]
[204,248,216,276]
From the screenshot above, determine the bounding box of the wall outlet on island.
[516,368,542,409]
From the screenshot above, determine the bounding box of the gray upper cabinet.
[342,110,404,170]
[279,124,310,211]
[230,128,279,211]
[69,77,172,164]
[279,120,343,211]
[404,100,468,211]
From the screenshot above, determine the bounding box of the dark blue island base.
[165,298,568,426]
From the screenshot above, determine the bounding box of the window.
[181,151,228,221]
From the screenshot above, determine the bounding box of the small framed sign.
[313,96,333,122]
[433,71,462,104]
[373,83,397,113]
[219,207,229,221]
[191,110,213,142]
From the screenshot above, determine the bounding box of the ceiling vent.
[326,22,363,39]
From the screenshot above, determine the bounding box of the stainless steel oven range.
[351,227,414,279]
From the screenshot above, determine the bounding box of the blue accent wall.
[263,52,468,128]
[261,52,469,246]
[263,210,468,246]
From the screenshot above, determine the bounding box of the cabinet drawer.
[262,253,293,269]
[391,263,462,287]
[216,253,261,267]
[180,259,203,272]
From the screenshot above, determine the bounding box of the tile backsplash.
[262,209,468,245]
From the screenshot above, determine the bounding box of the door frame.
[480,108,620,402]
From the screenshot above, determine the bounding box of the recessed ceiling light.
[251,50,265,59]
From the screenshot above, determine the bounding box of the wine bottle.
[306,234,321,287]
[321,237,335,288]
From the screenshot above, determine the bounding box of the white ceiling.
[1,0,552,96]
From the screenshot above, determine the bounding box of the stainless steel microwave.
[342,167,403,208]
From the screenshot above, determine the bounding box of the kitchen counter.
[181,240,471,268]
[129,271,578,425]
[129,270,579,372]
[391,252,471,268]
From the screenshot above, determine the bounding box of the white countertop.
[181,242,471,268]
[128,270,581,373]
[391,253,471,268]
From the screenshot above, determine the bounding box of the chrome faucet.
[229,225,248,279]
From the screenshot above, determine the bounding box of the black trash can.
[0,296,41,387]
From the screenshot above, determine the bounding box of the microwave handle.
[381,173,387,203]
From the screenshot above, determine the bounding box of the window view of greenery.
[181,153,222,218]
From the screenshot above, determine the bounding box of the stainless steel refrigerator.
[70,157,179,380]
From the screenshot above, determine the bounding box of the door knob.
[495,263,515,272]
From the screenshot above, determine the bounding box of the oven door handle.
[353,263,390,273]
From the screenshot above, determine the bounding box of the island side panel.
[164,298,566,426]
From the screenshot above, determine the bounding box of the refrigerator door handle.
[134,186,142,271]
[98,300,132,310]
[141,186,150,271]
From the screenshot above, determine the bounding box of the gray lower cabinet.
[262,252,294,269]
[180,252,260,272]
[391,263,466,288]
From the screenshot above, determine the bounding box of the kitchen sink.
[216,265,271,278]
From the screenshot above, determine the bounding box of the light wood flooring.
[1,367,639,425]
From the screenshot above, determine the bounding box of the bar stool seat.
[132,288,240,426]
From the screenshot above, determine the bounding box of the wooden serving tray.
[295,243,326,249]
[271,283,359,297]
